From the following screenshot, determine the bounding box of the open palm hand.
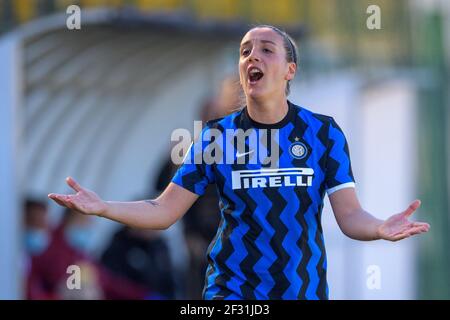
[48,177,107,216]
[377,200,430,241]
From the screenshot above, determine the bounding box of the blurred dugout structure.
[0,0,449,299]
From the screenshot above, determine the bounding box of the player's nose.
[248,49,260,62]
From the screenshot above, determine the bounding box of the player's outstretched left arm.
[329,188,430,241]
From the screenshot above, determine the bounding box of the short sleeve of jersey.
[171,126,216,196]
[325,118,356,195]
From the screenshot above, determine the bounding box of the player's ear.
[285,62,296,81]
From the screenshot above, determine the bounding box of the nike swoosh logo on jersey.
[236,150,254,158]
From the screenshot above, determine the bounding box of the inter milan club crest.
[289,138,308,159]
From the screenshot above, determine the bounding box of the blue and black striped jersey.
[172,101,355,300]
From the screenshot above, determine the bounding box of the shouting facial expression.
[239,27,296,100]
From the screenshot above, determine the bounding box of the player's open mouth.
[248,67,264,84]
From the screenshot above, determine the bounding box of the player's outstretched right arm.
[48,177,199,230]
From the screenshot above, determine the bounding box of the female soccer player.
[48,25,430,300]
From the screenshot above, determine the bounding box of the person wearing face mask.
[27,208,151,299]
[62,212,93,252]
[23,199,53,299]
[49,25,430,300]
[24,199,51,256]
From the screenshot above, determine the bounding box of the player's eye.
[262,48,272,54]
[241,48,250,56]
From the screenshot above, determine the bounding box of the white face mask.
[25,229,50,255]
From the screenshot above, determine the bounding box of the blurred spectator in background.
[23,198,51,298]
[23,199,51,257]
[199,74,243,122]
[100,226,176,299]
[154,74,242,298]
[26,207,149,299]
[153,153,188,298]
